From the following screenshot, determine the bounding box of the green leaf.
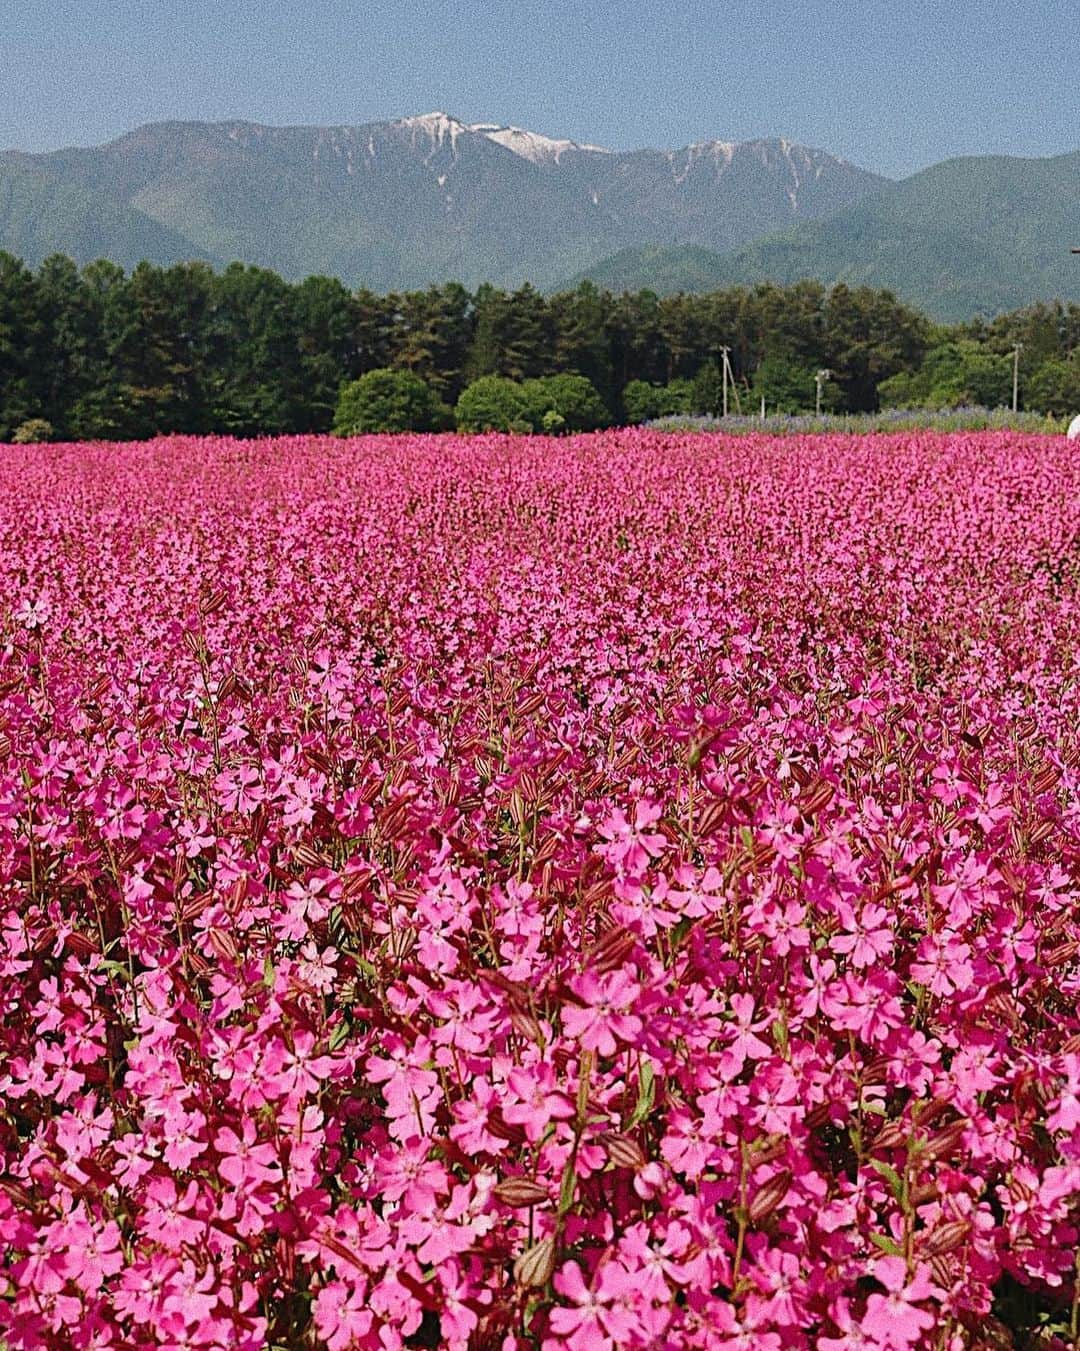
[629,1061,656,1127]
[355,956,379,984]
[576,1049,593,1123]
[558,1159,577,1216]
[670,917,692,946]
[867,1158,905,1204]
[869,1232,903,1257]
[328,1020,351,1052]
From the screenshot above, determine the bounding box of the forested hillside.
[1,252,1078,440]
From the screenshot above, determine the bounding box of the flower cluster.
[2,429,1080,1349]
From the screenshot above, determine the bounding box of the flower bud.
[603,1134,646,1171]
[514,1236,556,1288]
[748,1170,792,1224]
[494,1177,550,1207]
[922,1220,970,1256]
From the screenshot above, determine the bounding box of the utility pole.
[721,347,741,415]
[815,369,831,417]
[1012,343,1023,414]
[719,346,731,418]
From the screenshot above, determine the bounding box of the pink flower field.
[3,429,1080,1350]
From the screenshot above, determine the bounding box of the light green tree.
[332,368,446,435]
[621,380,662,425]
[12,418,54,444]
[521,374,609,432]
[455,375,531,432]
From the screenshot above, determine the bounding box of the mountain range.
[1,113,1078,319]
[575,151,1080,321]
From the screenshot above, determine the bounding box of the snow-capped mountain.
[0,113,888,289]
[395,112,610,163]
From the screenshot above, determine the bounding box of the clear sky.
[2,0,1077,178]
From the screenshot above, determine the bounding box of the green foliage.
[587,152,1080,323]
[393,283,473,403]
[456,372,608,434]
[691,364,725,417]
[455,376,531,433]
[333,368,445,435]
[466,284,553,383]
[12,417,53,443]
[293,274,366,431]
[572,245,734,297]
[878,340,1013,410]
[822,284,930,411]
[875,371,919,409]
[0,251,1076,440]
[1025,355,1080,415]
[656,379,695,417]
[955,349,1013,409]
[521,373,610,432]
[622,375,732,423]
[622,380,663,425]
[752,353,817,414]
[547,284,615,409]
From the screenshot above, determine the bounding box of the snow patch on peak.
[394,112,467,149]
[689,138,737,165]
[671,139,737,184]
[471,123,610,164]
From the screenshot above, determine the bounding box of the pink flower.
[15,595,51,629]
[597,799,667,874]
[6,429,1080,1349]
[910,932,974,997]
[720,993,772,1074]
[215,1121,282,1188]
[502,1064,575,1141]
[547,1261,614,1351]
[1047,1056,1080,1134]
[313,1278,373,1350]
[862,1258,940,1348]
[830,903,893,969]
[214,762,263,813]
[563,969,643,1056]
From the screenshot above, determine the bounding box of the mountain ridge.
[566,149,1080,320]
[0,114,887,291]
[2,117,1077,318]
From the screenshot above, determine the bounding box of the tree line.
[1,250,1078,442]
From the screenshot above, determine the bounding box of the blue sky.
[1,0,1077,177]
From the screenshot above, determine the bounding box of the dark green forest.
[2,251,1079,441]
